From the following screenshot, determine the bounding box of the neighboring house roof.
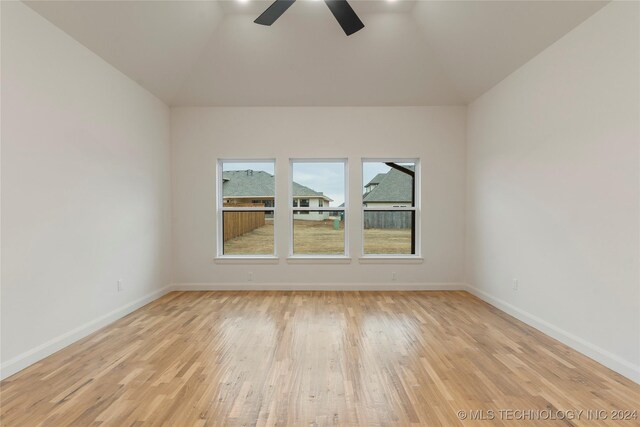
[293,183,332,201]
[362,166,414,204]
[365,173,386,187]
[223,170,331,201]
[223,170,274,198]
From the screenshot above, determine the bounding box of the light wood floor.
[1,291,639,426]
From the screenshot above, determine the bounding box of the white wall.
[171,107,466,287]
[466,2,640,382]
[1,2,172,378]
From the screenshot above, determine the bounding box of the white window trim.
[361,158,421,259]
[288,158,348,259]
[216,158,277,259]
[287,256,352,264]
[357,256,424,264]
[214,256,279,264]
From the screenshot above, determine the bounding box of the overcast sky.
[362,162,392,189]
[222,161,412,207]
[292,162,344,206]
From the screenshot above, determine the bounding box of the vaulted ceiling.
[25,0,607,106]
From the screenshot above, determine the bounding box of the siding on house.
[294,198,332,221]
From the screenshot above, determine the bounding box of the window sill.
[286,256,352,264]
[214,256,279,265]
[358,257,424,264]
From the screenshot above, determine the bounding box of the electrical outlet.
[392,272,397,282]
[248,272,253,282]
[513,278,519,291]
[117,279,123,292]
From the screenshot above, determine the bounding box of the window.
[218,160,275,257]
[290,160,347,256]
[298,198,310,214]
[362,160,419,256]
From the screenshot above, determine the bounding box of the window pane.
[292,162,345,209]
[291,161,346,256]
[222,161,275,206]
[363,211,414,255]
[293,212,345,255]
[363,162,415,207]
[223,211,274,255]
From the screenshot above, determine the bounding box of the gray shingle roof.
[362,166,414,204]
[223,170,274,198]
[365,173,386,187]
[222,170,331,200]
[293,182,331,200]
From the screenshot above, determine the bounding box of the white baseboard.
[465,283,640,385]
[170,282,467,291]
[0,285,173,381]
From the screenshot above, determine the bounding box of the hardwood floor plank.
[1,291,639,426]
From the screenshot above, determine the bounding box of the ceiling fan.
[255,0,365,36]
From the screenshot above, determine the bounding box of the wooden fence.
[364,211,412,229]
[223,203,266,241]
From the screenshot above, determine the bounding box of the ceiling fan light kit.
[255,0,365,36]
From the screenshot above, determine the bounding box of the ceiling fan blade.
[324,0,364,36]
[254,0,296,26]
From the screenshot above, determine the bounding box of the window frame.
[289,158,349,259]
[216,158,277,259]
[361,158,421,259]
